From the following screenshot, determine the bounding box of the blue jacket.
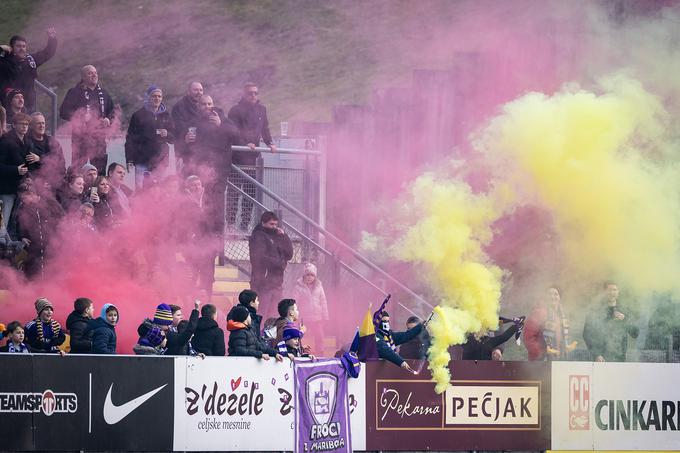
[89,304,118,354]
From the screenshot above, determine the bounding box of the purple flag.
[294,359,352,453]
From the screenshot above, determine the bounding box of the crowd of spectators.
[0,31,650,366]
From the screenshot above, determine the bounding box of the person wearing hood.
[59,65,115,171]
[228,305,283,360]
[125,85,174,190]
[89,303,119,354]
[66,297,94,353]
[24,297,65,353]
[192,303,226,356]
[248,211,293,318]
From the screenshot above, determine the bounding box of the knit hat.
[303,263,317,277]
[35,297,53,315]
[153,303,173,326]
[81,162,97,173]
[282,326,304,341]
[231,305,250,323]
[238,289,258,307]
[141,326,165,347]
[5,88,22,106]
[145,85,162,97]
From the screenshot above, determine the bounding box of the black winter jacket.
[461,324,518,361]
[165,308,199,355]
[227,322,278,358]
[227,99,273,166]
[89,317,117,354]
[0,130,33,194]
[170,95,201,159]
[189,108,237,172]
[228,99,274,166]
[66,311,92,353]
[0,36,57,111]
[59,82,115,123]
[30,134,66,185]
[192,317,226,356]
[248,225,294,291]
[124,106,174,167]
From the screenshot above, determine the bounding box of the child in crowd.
[291,263,328,352]
[277,326,314,360]
[89,303,119,354]
[228,305,283,361]
[0,321,30,353]
[134,303,174,354]
[25,298,66,354]
[66,297,94,353]
[133,325,167,355]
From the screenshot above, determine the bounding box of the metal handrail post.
[230,164,433,310]
[35,80,58,135]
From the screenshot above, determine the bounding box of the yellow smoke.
[367,173,505,392]
[476,74,680,294]
[365,73,680,393]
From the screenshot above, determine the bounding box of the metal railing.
[224,162,432,318]
[35,80,58,135]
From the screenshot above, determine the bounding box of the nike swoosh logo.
[103,383,167,425]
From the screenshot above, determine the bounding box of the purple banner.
[294,359,352,453]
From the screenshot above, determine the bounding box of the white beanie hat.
[303,263,317,276]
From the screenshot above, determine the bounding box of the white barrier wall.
[551,362,680,451]
[172,357,366,451]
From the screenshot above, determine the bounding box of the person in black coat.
[0,30,57,112]
[0,112,34,237]
[399,316,432,360]
[171,81,203,172]
[86,176,117,230]
[66,297,94,354]
[248,211,294,319]
[15,184,64,278]
[226,289,264,339]
[89,303,119,354]
[227,305,282,360]
[187,95,237,238]
[227,83,276,230]
[164,301,200,355]
[461,323,521,361]
[125,85,174,190]
[192,304,226,356]
[59,65,115,171]
[29,112,65,187]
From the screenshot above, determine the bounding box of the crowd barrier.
[0,355,677,452]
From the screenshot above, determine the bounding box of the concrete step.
[214,265,239,280]
[212,280,250,294]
